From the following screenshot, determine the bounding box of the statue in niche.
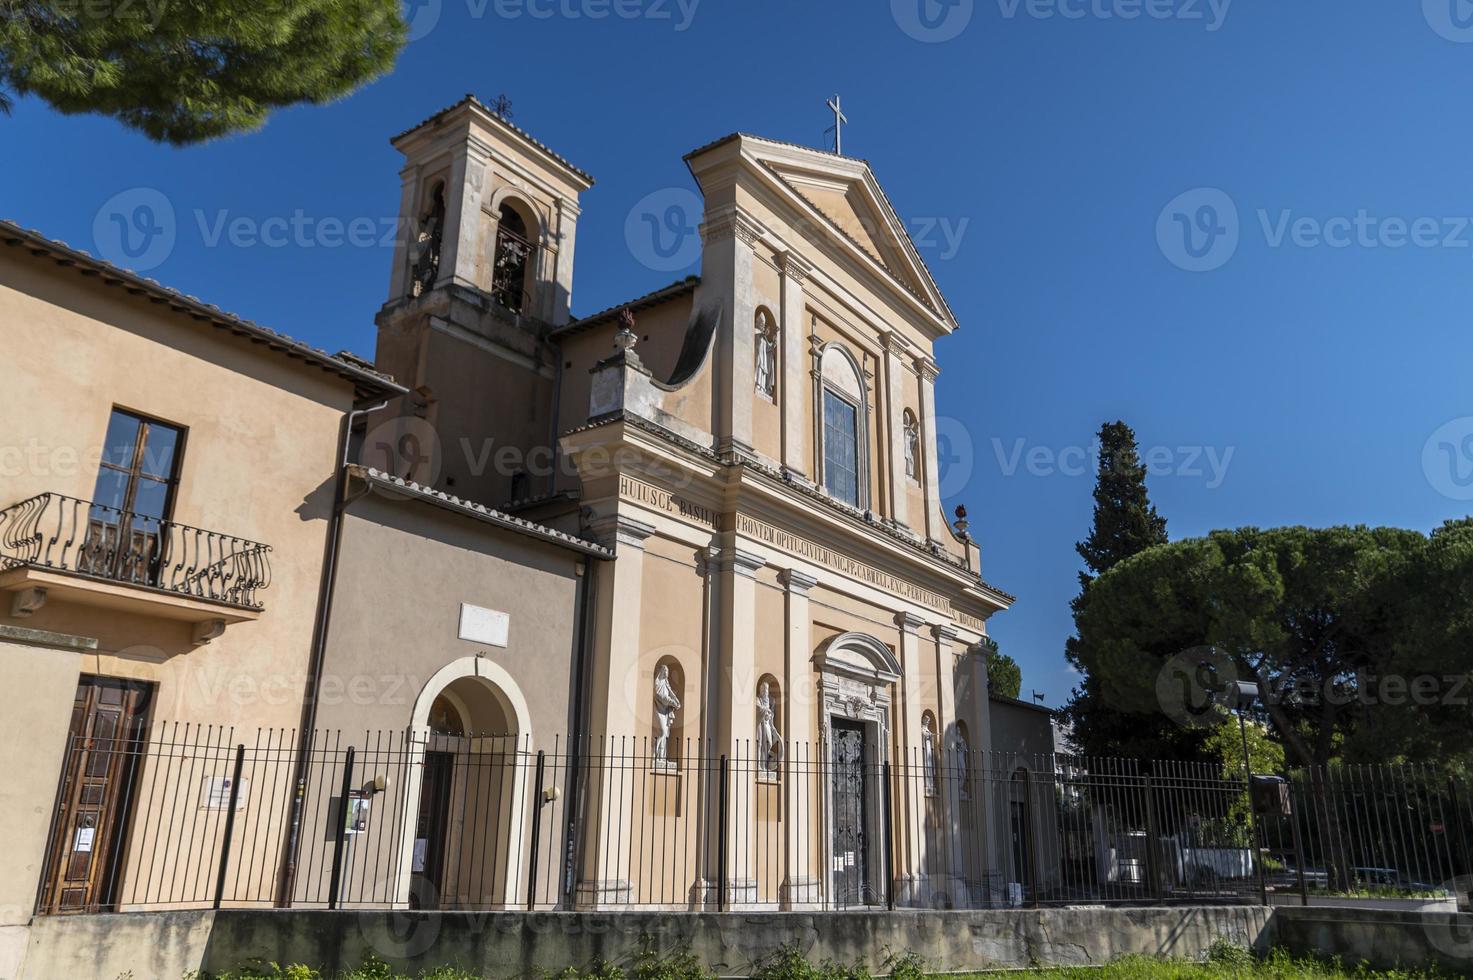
[921,715,938,795]
[953,729,972,799]
[410,185,446,298]
[903,412,920,481]
[754,310,777,399]
[653,664,682,767]
[756,680,784,775]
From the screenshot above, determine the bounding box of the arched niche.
[652,655,687,768]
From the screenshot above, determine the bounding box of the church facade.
[338,96,1025,910]
[0,96,1047,962]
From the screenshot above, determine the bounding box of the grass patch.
[183,940,1450,980]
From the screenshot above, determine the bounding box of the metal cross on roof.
[491,93,514,120]
[825,94,848,156]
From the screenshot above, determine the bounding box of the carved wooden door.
[41,676,152,913]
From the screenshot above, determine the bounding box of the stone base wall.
[12,904,1467,980]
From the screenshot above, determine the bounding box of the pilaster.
[438,134,494,292]
[576,512,655,908]
[917,358,944,546]
[778,252,813,482]
[881,332,911,529]
[894,611,928,903]
[701,207,764,461]
[778,569,820,908]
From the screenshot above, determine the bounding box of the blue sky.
[6,0,1473,704]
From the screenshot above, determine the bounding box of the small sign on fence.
[345,790,371,835]
[201,776,249,811]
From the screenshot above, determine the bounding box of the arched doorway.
[812,632,901,909]
[398,658,533,910]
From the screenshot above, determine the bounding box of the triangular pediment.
[749,140,957,332]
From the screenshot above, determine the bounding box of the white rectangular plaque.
[458,603,509,647]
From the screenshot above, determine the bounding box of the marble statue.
[754,310,776,398]
[653,664,682,766]
[756,680,783,775]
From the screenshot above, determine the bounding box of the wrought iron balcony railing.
[0,493,271,609]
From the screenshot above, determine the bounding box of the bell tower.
[385,94,592,324]
[373,96,595,506]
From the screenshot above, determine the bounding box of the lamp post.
[1233,680,1269,905]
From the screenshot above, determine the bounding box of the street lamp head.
[1234,680,1259,711]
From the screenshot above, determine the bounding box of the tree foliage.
[1062,421,1195,760]
[1070,521,1473,770]
[0,0,406,143]
[984,639,1023,700]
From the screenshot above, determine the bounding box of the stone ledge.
[0,622,98,652]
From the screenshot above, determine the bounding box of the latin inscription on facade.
[735,514,954,613]
[618,474,718,529]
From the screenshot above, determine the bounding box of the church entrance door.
[830,718,870,907]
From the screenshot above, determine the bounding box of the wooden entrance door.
[830,719,870,907]
[41,676,153,913]
[410,751,454,909]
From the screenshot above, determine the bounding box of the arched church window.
[819,345,866,508]
[491,201,536,313]
[902,409,920,483]
[410,182,446,298]
[754,309,778,401]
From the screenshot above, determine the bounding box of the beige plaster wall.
[314,493,585,740]
[0,251,353,733]
[0,639,85,928]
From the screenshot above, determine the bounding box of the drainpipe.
[275,398,390,906]
[559,551,598,907]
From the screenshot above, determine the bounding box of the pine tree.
[1062,421,1194,760]
[0,0,406,144]
[1074,420,1168,587]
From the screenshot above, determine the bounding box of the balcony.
[0,493,271,631]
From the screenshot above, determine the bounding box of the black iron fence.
[0,492,271,607]
[34,725,1473,915]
